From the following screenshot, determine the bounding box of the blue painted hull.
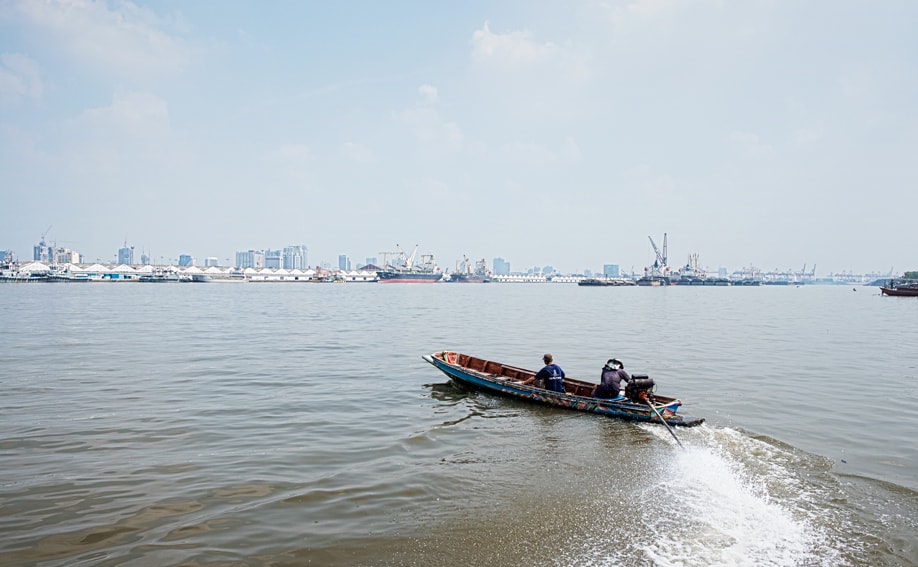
[423,352,704,427]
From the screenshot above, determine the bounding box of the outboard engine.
[625,373,655,403]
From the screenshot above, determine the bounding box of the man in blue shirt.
[520,353,565,392]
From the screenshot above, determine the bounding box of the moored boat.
[579,277,636,286]
[636,275,670,286]
[579,278,612,286]
[377,244,443,283]
[423,351,704,427]
[881,285,918,297]
[377,269,443,283]
[446,256,490,283]
[138,268,182,282]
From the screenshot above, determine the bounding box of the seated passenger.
[592,358,630,399]
[518,353,565,392]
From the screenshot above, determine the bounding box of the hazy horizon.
[2,1,916,275]
[4,235,900,278]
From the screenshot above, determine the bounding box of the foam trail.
[640,428,833,566]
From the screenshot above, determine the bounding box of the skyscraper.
[265,249,282,269]
[118,242,134,265]
[603,264,620,277]
[338,255,351,271]
[52,247,80,264]
[235,250,265,269]
[493,258,510,275]
[283,245,308,269]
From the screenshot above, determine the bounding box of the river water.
[1,283,915,566]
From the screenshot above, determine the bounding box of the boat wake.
[640,426,850,566]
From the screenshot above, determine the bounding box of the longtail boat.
[423,351,704,427]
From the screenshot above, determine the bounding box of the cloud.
[418,84,439,105]
[793,128,822,147]
[342,142,378,165]
[265,144,315,164]
[394,84,463,157]
[11,0,196,78]
[471,21,557,66]
[0,53,43,104]
[60,90,187,186]
[730,131,774,159]
[405,176,451,202]
[75,90,170,135]
[261,143,317,185]
[596,0,713,28]
[626,0,680,18]
[495,137,583,167]
[467,21,592,122]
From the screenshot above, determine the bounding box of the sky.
[1,0,916,276]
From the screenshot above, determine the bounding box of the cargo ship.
[446,256,490,283]
[376,244,443,283]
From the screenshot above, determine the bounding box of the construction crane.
[40,225,52,245]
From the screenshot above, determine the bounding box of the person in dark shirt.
[519,353,566,392]
[592,358,630,399]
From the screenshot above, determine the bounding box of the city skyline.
[2,2,916,275]
[5,231,898,278]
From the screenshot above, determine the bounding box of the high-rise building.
[493,258,510,275]
[178,254,194,267]
[265,249,282,269]
[0,250,13,262]
[338,255,351,271]
[118,242,134,265]
[603,264,620,277]
[33,240,51,262]
[53,247,80,264]
[235,250,265,269]
[365,257,377,268]
[204,257,219,267]
[140,252,150,265]
[283,245,308,269]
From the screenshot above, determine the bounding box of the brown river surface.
[1,282,915,566]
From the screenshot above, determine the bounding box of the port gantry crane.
[647,233,669,277]
[379,244,420,269]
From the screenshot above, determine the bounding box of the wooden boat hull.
[423,352,704,427]
[881,286,918,296]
